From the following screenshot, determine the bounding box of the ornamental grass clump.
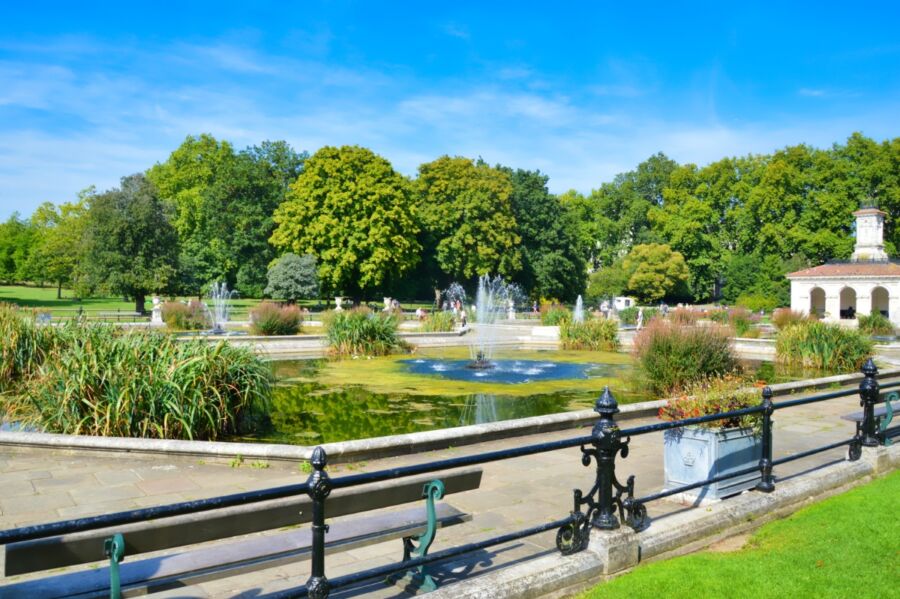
[658,376,761,432]
[0,303,58,391]
[560,318,619,351]
[162,300,210,331]
[541,305,571,326]
[324,307,408,357]
[250,301,302,335]
[775,321,873,371]
[771,308,811,330]
[633,319,737,395]
[669,307,698,326]
[9,324,271,440]
[857,312,894,336]
[421,310,455,332]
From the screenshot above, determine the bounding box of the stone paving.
[0,382,874,597]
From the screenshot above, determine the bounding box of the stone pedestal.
[150,296,163,326]
[334,297,344,312]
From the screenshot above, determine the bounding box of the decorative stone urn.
[507,299,516,320]
[383,297,392,312]
[663,426,761,502]
[150,296,164,326]
[334,297,344,311]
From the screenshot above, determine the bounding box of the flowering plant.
[657,376,762,432]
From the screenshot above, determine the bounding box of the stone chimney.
[851,207,889,262]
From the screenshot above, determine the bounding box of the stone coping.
[1,368,895,465]
[427,443,899,599]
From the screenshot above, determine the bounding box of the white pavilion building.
[787,207,900,325]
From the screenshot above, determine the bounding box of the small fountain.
[206,282,237,335]
[468,275,513,369]
[573,295,585,323]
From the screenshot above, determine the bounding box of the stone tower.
[851,207,889,262]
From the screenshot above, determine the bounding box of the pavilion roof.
[787,261,900,279]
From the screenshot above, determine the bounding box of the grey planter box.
[663,426,761,501]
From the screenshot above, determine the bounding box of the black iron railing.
[0,360,896,598]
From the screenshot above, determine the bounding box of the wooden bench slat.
[4,467,482,576]
[840,401,898,422]
[0,504,469,599]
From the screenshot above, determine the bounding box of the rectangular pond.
[234,348,812,445]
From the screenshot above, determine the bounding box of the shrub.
[736,293,779,313]
[669,307,697,326]
[618,306,638,325]
[560,319,620,351]
[772,308,810,330]
[775,321,873,371]
[324,308,408,357]
[422,311,456,332]
[541,305,571,326]
[250,302,302,336]
[858,313,894,336]
[264,253,319,302]
[728,307,756,337]
[633,320,737,394]
[658,376,761,432]
[162,300,210,331]
[8,324,271,440]
[618,306,659,325]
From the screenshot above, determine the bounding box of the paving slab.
[0,381,881,597]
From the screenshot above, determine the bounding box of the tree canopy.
[265,253,319,302]
[77,174,178,312]
[416,156,521,283]
[270,145,421,298]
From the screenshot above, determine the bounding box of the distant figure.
[415,308,426,320]
[660,302,669,317]
[460,308,468,328]
[636,307,644,331]
[532,301,539,314]
[600,300,609,319]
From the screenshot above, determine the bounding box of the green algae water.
[236,348,811,445]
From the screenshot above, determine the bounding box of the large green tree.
[270,145,421,298]
[78,174,178,313]
[501,167,585,300]
[25,194,89,298]
[621,243,690,303]
[415,156,521,283]
[147,135,306,295]
[0,214,34,284]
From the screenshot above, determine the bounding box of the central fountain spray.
[206,282,238,335]
[573,295,584,323]
[467,275,513,369]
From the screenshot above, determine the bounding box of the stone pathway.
[0,382,874,597]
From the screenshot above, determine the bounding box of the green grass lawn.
[581,470,899,599]
[0,284,435,315]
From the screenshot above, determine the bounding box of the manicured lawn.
[0,284,434,316]
[581,470,899,599]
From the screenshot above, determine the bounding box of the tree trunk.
[57,281,62,300]
[135,293,146,315]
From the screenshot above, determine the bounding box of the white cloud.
[1,37,899,219]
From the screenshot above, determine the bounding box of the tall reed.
[324,308,408,357]
[560,318,619,351]
[775,321,873,371]
[7,323,271,440]
[421,311,456,332]
[0,303,57,391]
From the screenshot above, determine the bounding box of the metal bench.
[841,392,896,446]
[0,467,482,598]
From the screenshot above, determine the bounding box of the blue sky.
[2,1,900,219]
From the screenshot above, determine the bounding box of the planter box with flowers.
[660,378,762,502]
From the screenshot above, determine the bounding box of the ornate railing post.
[859,358,880,447]
[306,446,332,599]
[592,387,622,530]
[755,386,775,493]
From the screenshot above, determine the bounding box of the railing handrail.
[0,359,894,598]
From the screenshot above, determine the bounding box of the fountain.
[468,275,514,368]
[206,282,237,335]
[573,295,584,323]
